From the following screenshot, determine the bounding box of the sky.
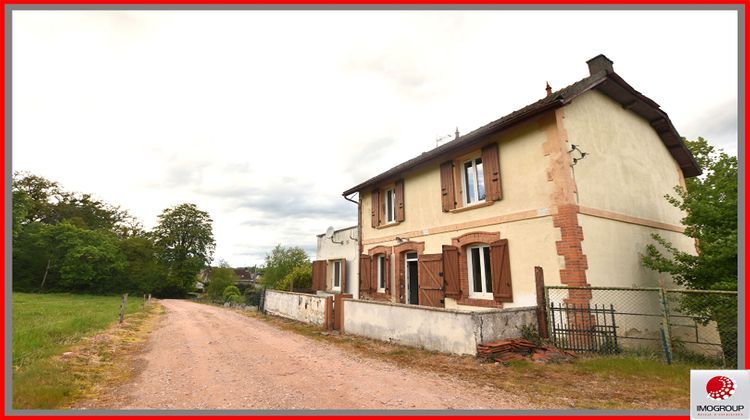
[12,9,739,267]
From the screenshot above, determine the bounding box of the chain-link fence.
[544,286,738,367]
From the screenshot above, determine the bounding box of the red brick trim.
[450,231,504,308]
[367,245,392,257]
[393,241,425,303]
[362,246,393,301]
[554,205,591,304]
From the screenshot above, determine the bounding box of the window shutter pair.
[369,254,390,295]
[439,143,502,211]
[359,255,371,293]
[371,181,405,227]
[311,260,327,291]
[489,239,513,302]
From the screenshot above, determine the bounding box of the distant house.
[341,54,699,311]
[310,226,360,299]
[233,267,259,286]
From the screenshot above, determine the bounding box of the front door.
[405,252,419,304]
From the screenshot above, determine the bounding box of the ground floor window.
[376,255,386,292]
[467,244,492,298]
[332,260,341,291]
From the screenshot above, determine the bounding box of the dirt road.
[82,299,529,410]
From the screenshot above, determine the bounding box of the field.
[12,292,157,409]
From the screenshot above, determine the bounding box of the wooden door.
[418,254,444,308]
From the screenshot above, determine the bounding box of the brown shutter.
[312,260,327,291]
[489,239,513,302]
[395,179,405,222]
[418,254,445,307]
[371,189,381,228]
[359,255,371,294]
[442,245,460,299]
[439,161,456,212]
[340,259,347,293]
[482,143,502,201]
[370,255,378,293]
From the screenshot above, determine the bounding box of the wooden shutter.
[442,245,460,299]
[439,161,456,212]
[359,255,371,294]
[371,189,381,228]
[489,239,513,302]
[312,260,327,291]
[482,143,503,201]
[418,254,445,308]
[395,179,405,222]
[340,259,347,293]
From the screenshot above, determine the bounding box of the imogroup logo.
[691,370,749,419]
[707,376,737,401]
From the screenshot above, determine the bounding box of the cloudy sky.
[12,9,738,266]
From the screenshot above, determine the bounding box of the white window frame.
[376,255,386,292]
[461,157,485,206]
[467,244,493,299]
[384,188,396,223]
[332,260,341,291]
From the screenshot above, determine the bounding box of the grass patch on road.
[12,293,162,409]
[238,308,692,410]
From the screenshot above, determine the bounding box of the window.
[332,260,341,290]
[376,255,386,292]
[467,244,493,298]
[385,188,396,223]
[462,158,486,205]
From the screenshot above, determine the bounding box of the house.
[311,226,360,298]
[341,54,700,312]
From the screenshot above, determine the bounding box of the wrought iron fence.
[545,286,738,367]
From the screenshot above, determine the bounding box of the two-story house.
[342,54,700,312]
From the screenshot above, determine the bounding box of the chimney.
[545,81,552,97]
[586,54,614,75]
[455,127,460,139]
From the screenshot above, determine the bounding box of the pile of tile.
[477,338,576,363]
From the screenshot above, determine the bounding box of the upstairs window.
[467,244,493,299]
[385,188,396,223]
[462,158,486,205]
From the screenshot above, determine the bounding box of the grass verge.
[12,293,163,409]
[231,306,693,410]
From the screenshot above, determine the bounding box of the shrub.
[222,285,241,302]
[279,264,312,291]
[206,267,238,301]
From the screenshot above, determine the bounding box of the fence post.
[119,293,128,324]
[259,287,266,313]
[658,287,673,364]
[534,266,549,339]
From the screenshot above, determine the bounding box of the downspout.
[344,192,363,299]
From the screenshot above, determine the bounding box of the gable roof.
[342,59,700,197]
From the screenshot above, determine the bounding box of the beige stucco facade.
[355,88,696,312]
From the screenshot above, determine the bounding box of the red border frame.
[1,2,745,419]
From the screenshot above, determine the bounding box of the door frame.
[404,252,419,305]
[393,241,425,304]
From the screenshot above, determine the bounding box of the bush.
[244,286,263,306]
[278,264,312,291]
[206,267,238,301]
[222,285,241,302]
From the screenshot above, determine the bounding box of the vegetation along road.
[78,299,529,410]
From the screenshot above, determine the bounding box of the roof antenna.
[546,81,552,97]
[455,127,460,139]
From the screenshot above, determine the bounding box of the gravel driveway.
[81,299,528,410]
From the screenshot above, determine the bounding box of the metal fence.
[545,286,738,367]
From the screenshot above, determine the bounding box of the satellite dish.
[325,226,335,239]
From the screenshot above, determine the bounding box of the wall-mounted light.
[395,237,408,244]
[568,144,589,166]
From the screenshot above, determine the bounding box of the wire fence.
[545,286,738,367]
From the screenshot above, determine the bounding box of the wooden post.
[40,258,51,289]
[535,266,550,339]
[119,293,128,324]
[659,287,673,364]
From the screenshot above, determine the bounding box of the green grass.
[12,292,149,409]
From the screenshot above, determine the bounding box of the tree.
[260,245,310,290]
[222,285,242,303]
[641,137,737,365]
[279,264,312,291]
[206,266,238,301]
[152,203,216,297]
